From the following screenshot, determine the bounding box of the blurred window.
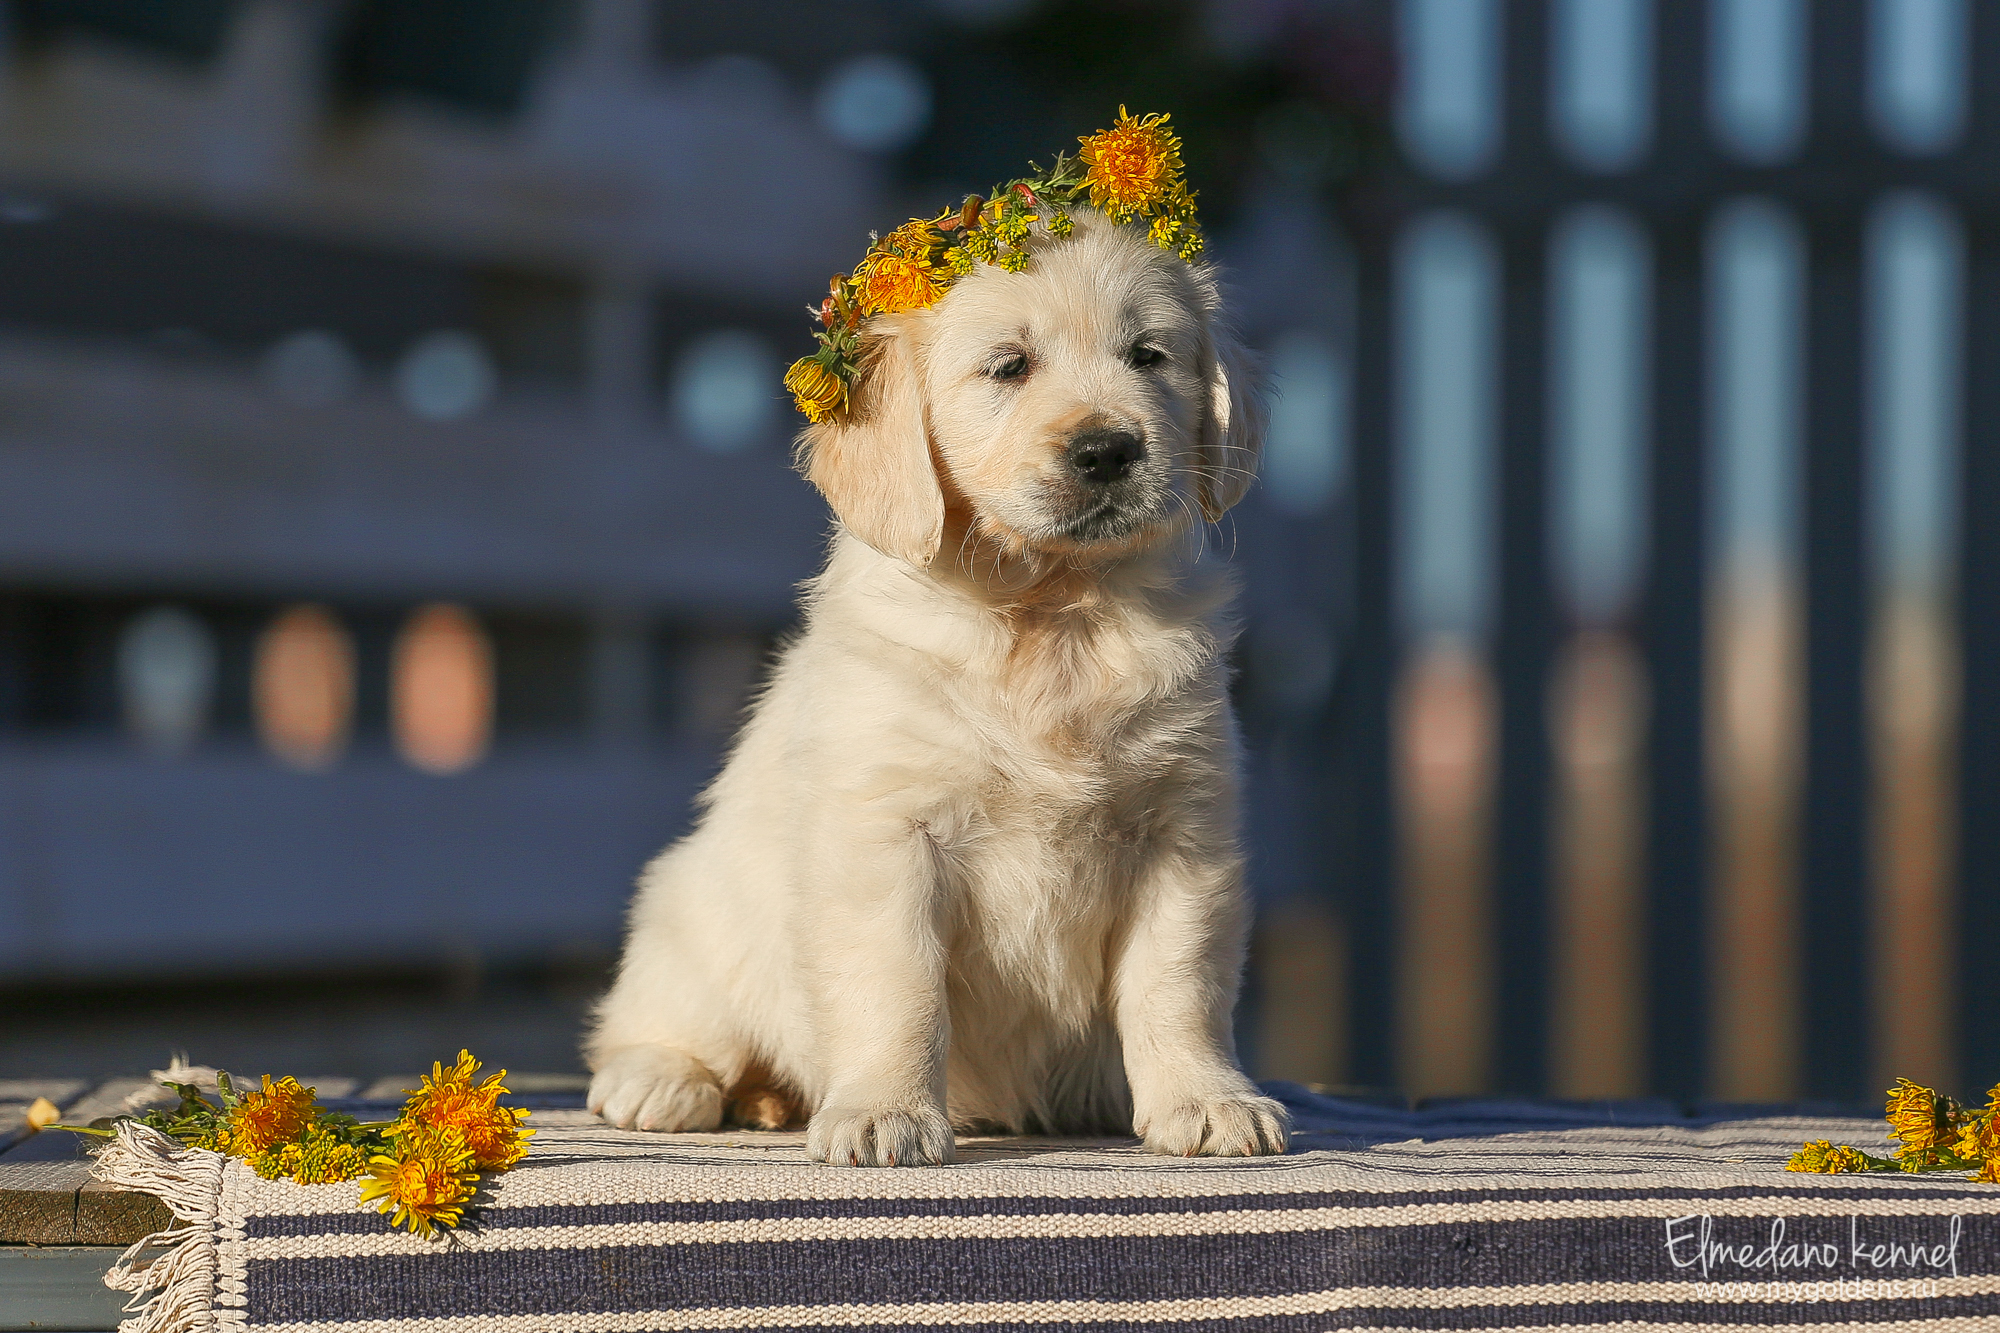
[1550,0,1654,172]
[1395,212,1500,640]
[674,633,765,738]
[1548,206,1653,625]
[815,53,934,153]
[1866,192,1964,589]
[394,331,496,421]
[1707,198,1806,573]
[255,605,355,771]
[117,605,216,755]
[263,330,362,408]
[13,0,238,64]
[1263,329,1349,519]
[1709,0,1810,164]
[931,0,1039,25]
[488,611,594,736]
[335,0,566,117]
[1395,0,1504,181]
[1868,0,1968,156]
[392,604,494,774]
[670,330,778,452]
[1248,609,1337,715]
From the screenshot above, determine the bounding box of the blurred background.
[0,0,1988,1108]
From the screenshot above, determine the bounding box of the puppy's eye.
[1129,345,1166,368]
[989,353,1031,381]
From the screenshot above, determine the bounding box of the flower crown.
[783,107,1203,423]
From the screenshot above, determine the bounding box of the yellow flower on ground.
[285,1125,370,1185]
[358,1127,480,1237]
[1787,1140,1871,1173]
[785,357,846,423]
[1078,106,1185,224]
[400,1050,534,1171]
[226,1076,317,1157]
[1885,1078,1959,1161]
[1956,1085,2000,1180]
[191,1124,234,1154]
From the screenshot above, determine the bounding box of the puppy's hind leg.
[588,1045,726,1132]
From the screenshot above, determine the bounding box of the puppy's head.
[796,211,1263,570]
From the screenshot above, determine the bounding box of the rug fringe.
[91,1122,226,1333]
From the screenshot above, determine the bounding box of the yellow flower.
[191,1124,233,1153]
[271,1125,370,1185]
[999,248,1030,273]
[850,218,950,316]
[1956,1085,2000,1180]
[295,1140,367,1185]
[1049,211,1073,238]
[854,251,943,315]
[226,1076,317,1157]
[784,357,846,423]
[1885,1078,1959,1161]
[358,1126,480,1237]
[248,1146,289,1180]
[399,1050,534,1172]
[1787,1140,1871,1173]
[993,210,1033,246]
[1078,107,1185,224]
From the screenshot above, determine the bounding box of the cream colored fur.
[587,213,1287,1165]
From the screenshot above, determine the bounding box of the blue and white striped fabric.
[96,1087,2000,1331]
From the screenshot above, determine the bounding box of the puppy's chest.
[949,621,1216,836]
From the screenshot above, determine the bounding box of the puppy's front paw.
[807,1104,955,1166]
[1139,1094,1291,1157]
[588,1045,724,1132]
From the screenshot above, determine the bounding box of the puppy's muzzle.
[1066,426,1145,485]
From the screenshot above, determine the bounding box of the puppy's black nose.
[1067,428,1144,485]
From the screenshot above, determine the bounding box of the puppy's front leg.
[1114,850,1290,1157]
[800,816,955,1167]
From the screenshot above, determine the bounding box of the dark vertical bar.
[1645,234,1708,1101]
[1800,224,1870,1105]
[1792,0,1872,1111]
[1340,231,1399,1089]
[1494,218,1552,1094]
[1955,0,2000,1106]
[1958,238,2000,1091]
[1641,0,1710,1102]
[1489,0,1552,1095]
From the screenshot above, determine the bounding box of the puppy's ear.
[795,322,943,567]
[1197,325,1266,521]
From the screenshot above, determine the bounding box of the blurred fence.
[2,0,1995,1108]
[1304,0,1995,1106]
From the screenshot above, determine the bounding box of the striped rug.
[92,1087,2000,1331]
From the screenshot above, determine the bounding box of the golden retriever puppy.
[586,208,1287,1165]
